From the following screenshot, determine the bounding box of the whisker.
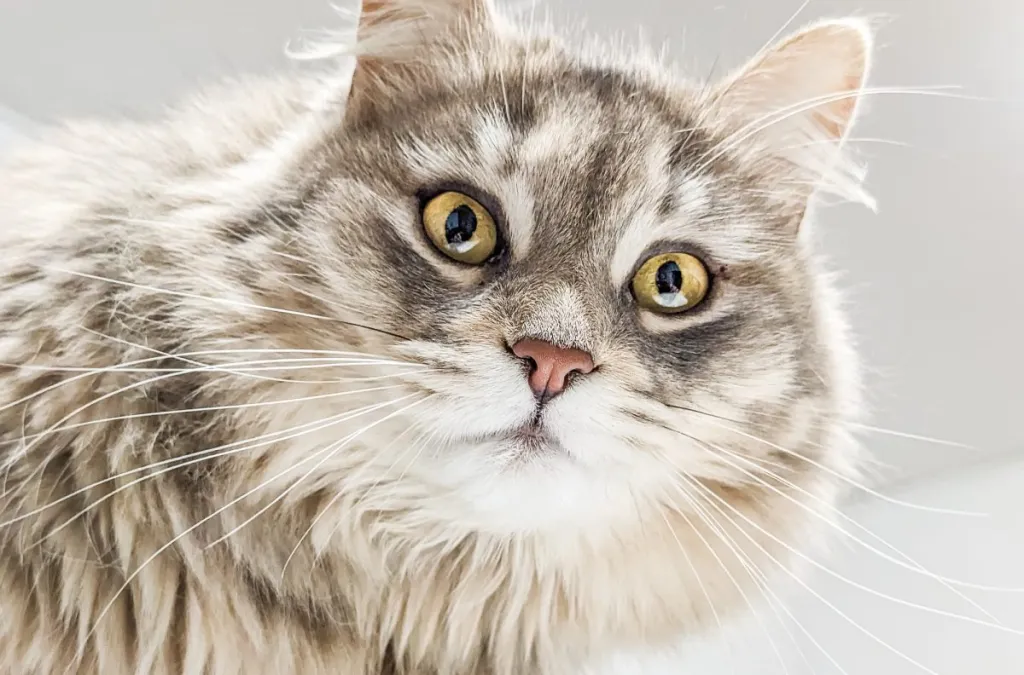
[657,481,794,675]
[774,136,916,154]
[40,266,413,343]
[661,418,1017,593]
[1,358,388,498]
[4,353,419,462]
[716,403,976,452]
[0,345,421,422]
[849,423,976,451]
[79,394,425,646]
[0,383,409,449]
[87,332,421,386]
[0,391,406,531]
[279,420,424,579]
[277,278,411,326]
[18,408,386,549]
[636,411,799,477]
[674,473,944,675]
[310,424,445,570]
[684,473,1024,650]
[204,395,429,549]
[5,357,423,374]
[653,505,724,631]
[694,86,979,178]
[688,433,1021,625]
[667,477,853,674]
[756,0,812,62]
[77,327,405,387]
[661,403,986,517]
[1,356,331,495]
[660,481,832,675]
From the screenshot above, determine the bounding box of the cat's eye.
[422,191,499,265]
[632,253,710,314]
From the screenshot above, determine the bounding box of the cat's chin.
[500,421,568,460]
[446,457,638,536]
[422,430,646,536]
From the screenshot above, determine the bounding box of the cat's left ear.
[709,19,874,207]
[344,0,494,121]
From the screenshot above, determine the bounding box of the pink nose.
[511,338,595,400]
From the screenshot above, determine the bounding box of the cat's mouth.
[461,409,566,454]
[503,420,564,454]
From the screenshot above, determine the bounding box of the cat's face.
[264,1,869,537]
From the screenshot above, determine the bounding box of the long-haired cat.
[0,1,874,673]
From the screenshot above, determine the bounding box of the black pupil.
[655,261,683,295]
[445,205,477,245]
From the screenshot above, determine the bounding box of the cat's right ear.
[344,0,493,122]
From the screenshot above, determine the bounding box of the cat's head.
[255,0,872,539]
[226,0,872,553]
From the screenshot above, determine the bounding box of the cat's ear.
[344,0,493,121]
[709,19,874,207]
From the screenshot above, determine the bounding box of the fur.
[0,1,873,673]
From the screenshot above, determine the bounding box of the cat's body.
[0,2,872,673]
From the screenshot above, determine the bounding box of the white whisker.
[687,475,1024,671]
[0,383,409,450]
[44,267,341,322]
[659,483,794,675]
[756,0,812,62]
[695,86,978,180]
[0,391,406,531]
[685,412,987,517]
[0,346,421,419]
[662,480,831,675]
[1,359,365,499]
[653,506,723,630]
[708,436,1021,594]
[80,394,425,645]
[850,423,976,450]
[205,395,429,549]
[691,434,1020,628]
[42,267,411,343]
[279,420,424,579]
[679,474,943,675]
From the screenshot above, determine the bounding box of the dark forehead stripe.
[666,120,719,174]
[564,63,718,170]
[485,70,539,135]
[542,63,723,222]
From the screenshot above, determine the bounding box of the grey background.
[1,0,1021,491]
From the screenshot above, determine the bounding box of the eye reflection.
[632,253,709,314]
[422,192,498,265]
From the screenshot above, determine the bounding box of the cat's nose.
[511,338,595,401]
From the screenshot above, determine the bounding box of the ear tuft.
[287,1,494,120]
[711,18,876,207]
[340,0,493,121]
[353,0,490,60]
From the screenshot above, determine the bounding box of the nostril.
[508,341,537,370]
[510,337,595,399]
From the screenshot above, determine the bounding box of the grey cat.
[0,1,873,673]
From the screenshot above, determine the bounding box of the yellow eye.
[632,252,710,314]
[422,191,499,265]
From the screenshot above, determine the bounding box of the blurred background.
[1,1,1021,672]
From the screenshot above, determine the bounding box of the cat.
[0,0,874,673]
